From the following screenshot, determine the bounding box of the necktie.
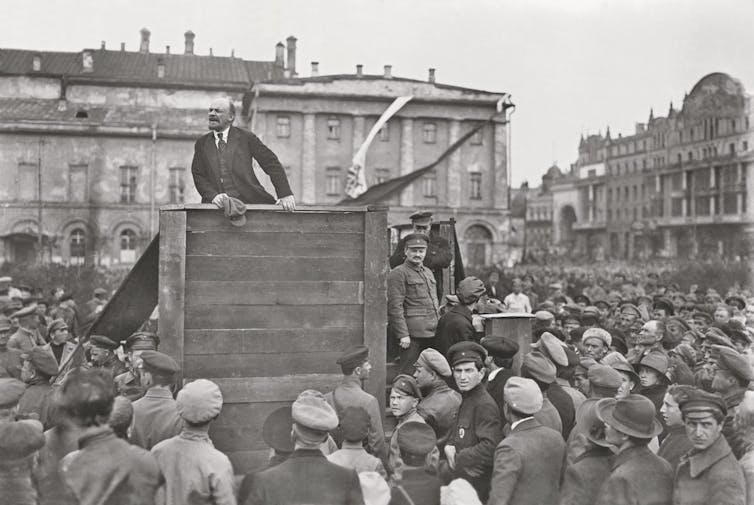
[217,132,226,152]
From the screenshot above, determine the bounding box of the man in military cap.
[247,391,364,505]
[88,335,127,377]
[114,331,160,400]
[18,346,58,428]
[388,233,440,374]
[152,379,235,505]
[674,389,745,505]
[413,348,461,443]
[389,211,452,300]
[441,341,502,502]
[616,303,643,333]
[7,304,45,353]
[710,344,754,459]
[692,310,714,331]
[0,315,22,379]
[130,350,183,450]
[391,422,443,505]
[326,345,386,462]
[488,377,566,505]
[480,335,519,416]
[434,276,485,357]
[388,374,437,478]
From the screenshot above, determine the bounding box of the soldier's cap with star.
[340,406,370,442]
[10,304,37,319]
[409,211,433,226]
[0,378,26,407]
[679,388,727,418]
[415,348,452,377]
[392,374,422,399]
[397,421,437,457]
[447,341,487,367]
[124,331,160,351]
[89,334,120,351]
[177,379,223,424]
[712,345,754,382]
[504,376,543,415]
[336,345,369,369]
[20,346,59,377]
[522,351,556,384]
[140,350,180,376]
[531,332,568,367]
[404,233,429,249]
[480,336,519,360]
[262,406,295,452]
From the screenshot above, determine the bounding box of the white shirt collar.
[488,368,503,382]
[214,126,231,145]
[510,416,534,431]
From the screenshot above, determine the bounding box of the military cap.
[534,310,555,322]
[582,327,612,348]
[46,319,68,335]
[575,294,591,305]
[0,276,11,283]
[415,348,452,378]
[10,304,37,319]
[522,351,556,383]
[504,376,543,414]
[653,297,675,316]
[679,388,727,417]
[531,332,567,367]
[124,332,160,351]
[21,346,58,377]
[588,364,623,389]
[619,303,642,318]
[593,299,611,309]
[336,345,369,369]
[0,378,26,407]
[291,392,338,432]
[582,305,601,317]
[397,421,437,456]
[713,345,754,382]
[447,341,487,367]
[392,374,422,399]
[703,327,735,349]
[666,316,690,332]
[89,334,120,351]
[0,315,10,332]
[409,211,433,224]
[404,233,429,248]
[262,406,295,452]
[726,295,746,311]
[692,311,713,325]
[480,336,519,360]
[340,406,370,442]
[457,276,486,304]
[597,394,662,439]
[176,379,223,424]
[140,350,180,376]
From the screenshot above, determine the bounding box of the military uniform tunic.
[130,386,183,450]
[417,381,461,443]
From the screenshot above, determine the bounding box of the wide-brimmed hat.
[635,352,671,384]
[576,398,612,447]
[611,361,640,389]
[596,394,663,439]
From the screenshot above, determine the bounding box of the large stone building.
[551,72,754,260]
[0,30,512,268]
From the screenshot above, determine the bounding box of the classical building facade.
[551,73,754,260]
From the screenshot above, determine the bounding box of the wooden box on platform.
[479,313,534,373]
[158,204,388,474]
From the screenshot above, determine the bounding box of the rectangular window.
[422,171,436,197]
[68,163,88,202]
[607,188,613,202]
[325,167,341,196]
[671,198,683,217]
[327,117,341,140]
[671,172,683,191]
[695,196,710,216]
[470,172,482,199]
[17,162,38,201]
[120,166,138,203]
[423,122,437,144]
[374,168,390,185]
[276,116,291,138]
[378,122,390,142]
[169,167,185,204]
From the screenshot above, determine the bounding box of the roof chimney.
[356,64,363,77]
[100,41,106,50]
[428,68,435,83]
[139,28,150,53]
[82,50,93,73]
[274,42,285,67]
[286,36,297,77]
[311,61,319,77]
[120,42,125,52]
[166,45,171,54]
[184,30,195,55]
[157,57,165,78]
[383,65,392,79]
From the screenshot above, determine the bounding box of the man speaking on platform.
[191,98,296,211]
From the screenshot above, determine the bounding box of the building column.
[301,113,316,204]
[492,121,508,210]
[588,185,594,222]
[447,119,462,208]
[399,118,414,207]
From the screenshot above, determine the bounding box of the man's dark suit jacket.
[191,126,293,204]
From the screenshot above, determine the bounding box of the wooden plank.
[185,256,364,282]
[186,232,364,258]
[167,203,371,213]
[363,209,389,418]
[185,281,364,307]
[212,401,291,426]
[186,210,365,233]
[158,211,187,385]
[183,352,342,378]
[184,304,364,330]
[210,374,340,403]
[184,328,361,355]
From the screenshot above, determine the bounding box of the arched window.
[119,229,137,263]
[69,229,86,265]
[464,225,493,269]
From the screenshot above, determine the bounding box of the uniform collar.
[403,260,425,272]
[681,435,733,478]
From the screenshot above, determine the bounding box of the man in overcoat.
[413,348,461,444]
[434,276,485,357]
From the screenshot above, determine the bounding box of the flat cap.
[534,310,555,322]
[409,211,433,222]
[397,421,437,456]
[480,336,519,360]
[336,345,369,369]
[291,392,339,432]
[415,348,451,377]
[679,388,727,417]
[140,350,179,376]
[457,276,486,304]
[392,374,422,399]
[404,233,429,248]
[262,406,294,452]
[713,345,754,382]
[588,364,623,389]
[447,341,487,367]
[21,346,58,376]
[504,376,543,414]
[177,379,223,424]
[0,378,26,407]
[582,328,612,348]
[89,334,120,351]
[10,305,37,319]
[340,406,370,442]
[531,332,568,367]
[620,303,642,318]
[522,351,556,383]
[124,332,160,351]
